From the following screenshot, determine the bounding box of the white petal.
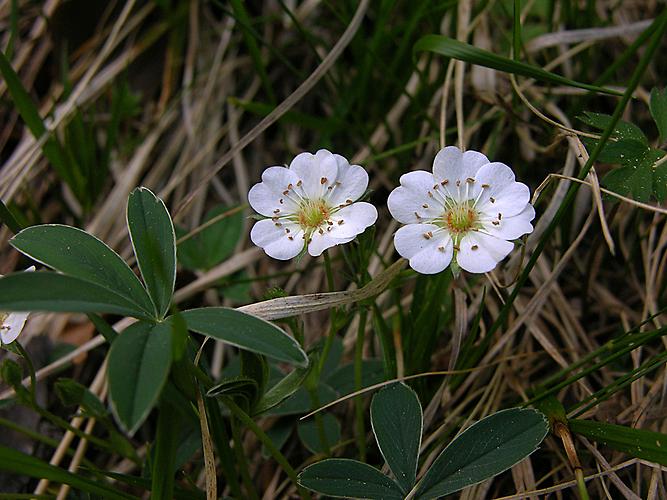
[476,181,530,218]
[473,162,530,217]
[290,150,339,199]
[327,156,369,206]
[387,171,442,224]
[250,219,304,260]
[248,166,300,216]
[330,202,377,238]
[462,149,490,171]
[432,147,488,200]
[456,232,514,273]
[1,311,29,344]
[307,231,355,257]
[483,204,535,240]
[394,224,453,274]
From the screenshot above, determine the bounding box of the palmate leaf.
[370,383,422,493]
[127,187,176,319]
[10,224,155,318]
[298,459,404,499]
[108,321,173,435]
[600,148,665,202]
[413,408,548,499]
[182,307,308,367]
[578,111,647,143]
[0,271,150,319]
[579,112,666,202]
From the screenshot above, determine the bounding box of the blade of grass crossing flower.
[413,35,622,96]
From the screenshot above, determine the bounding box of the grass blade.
[413,35,622,96]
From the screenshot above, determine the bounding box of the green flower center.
[0,312,7,327]
[297,199,331,229]
[443,202,479,234]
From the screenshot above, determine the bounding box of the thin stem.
[318,250,338,375]
[14,341,36,404]
[323,250,335,291]
[229,415,260,500]
[307,388,331,456]
[224,397,310,500]
[354,308,368,461]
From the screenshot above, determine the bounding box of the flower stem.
[318,250,338,375]
[229,414,260,500]
[307,387,331,456]
[224,397,310,500]
[354,307,368,461]
[13,341,36,404]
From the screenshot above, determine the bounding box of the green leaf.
[108,321,173,435]
[0,444,134,499]
[602,148,664,202]
[413,408,548,499]
[263,419,293,458]
[10,224,154,317]
[240,350,269,410]
[297,413,341,454]
[182,307,308,366]
[326,359,385,395]
[0,271,150,318]
[207,377,258,412]
[268,384,337,417]
[582,137,648,165]
[254,362,312,415]
[578,112,647,143]
[127,187,176,319]
[298,458,404,499]
[650,87,667,143]
[55,378,108,418]
[570,419,667,466]
[413,35,622,96]
[176,205,243,271]
[370,383,422,492]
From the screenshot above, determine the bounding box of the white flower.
[248,149,378,260]
[387,146,535,274]
[0,266,36,345]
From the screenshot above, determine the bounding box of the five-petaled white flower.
[248,149,378,260]
[0,266,36,345]
[387,146,535,274]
